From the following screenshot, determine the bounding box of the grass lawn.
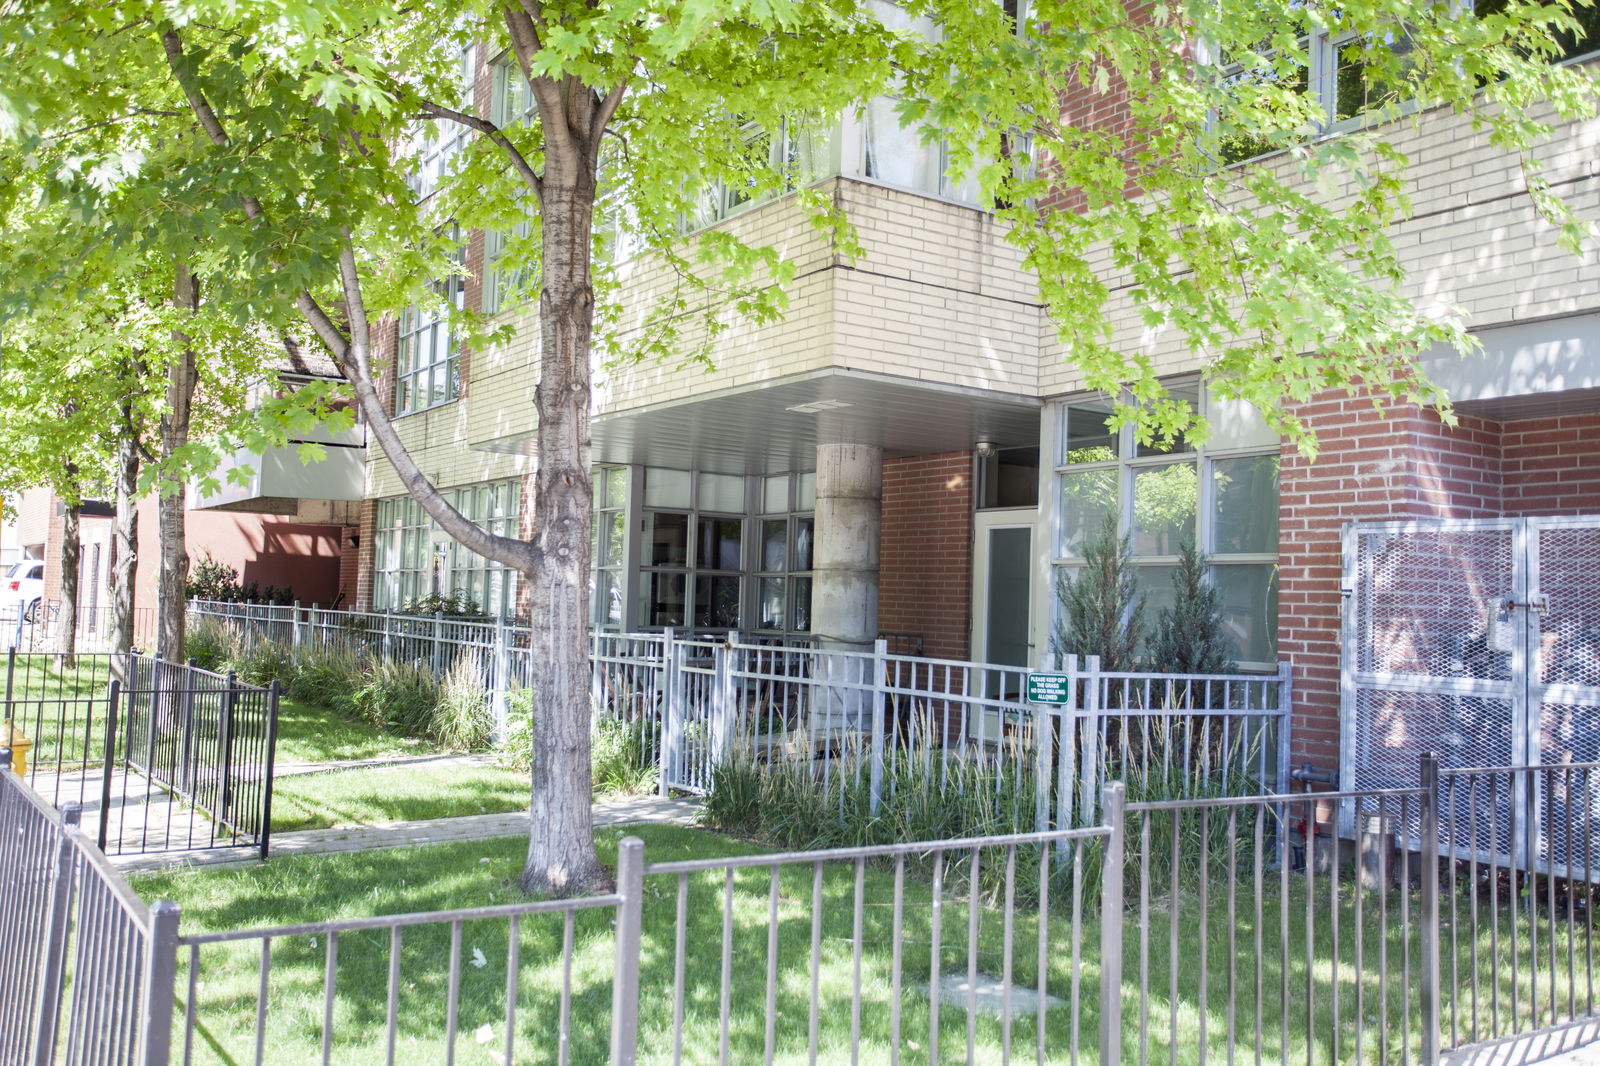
[129,824,1600,1066]
[269,762,530,832]
[271,695,431,765]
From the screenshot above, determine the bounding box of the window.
[483,220,532,315]
[592,466,628,630]
[1476,0,1600,64]
[396,269,464,414]
[1210,17,1416,164]
[1052,382,1280,665]
[374,481,522,616]
[633,468,815,635]
[492,54,536,129]
[682,117,833,232]
[406,44,476,199]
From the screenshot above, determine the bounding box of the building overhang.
[471,369,1043,474]
[1423,310,1600,420]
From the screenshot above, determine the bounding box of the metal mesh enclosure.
[1344,516,1600,876]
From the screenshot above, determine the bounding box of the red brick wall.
[1501,412,1600,515]
[1278,396,1505,770]
[879,452,973,661]
[355,498,378,611]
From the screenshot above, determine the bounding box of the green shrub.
[591,716,660,796]
[185,616,239,672]
[352,659,439,736]
[233,638,294,688]
[432,654,492,751]
[399,590,486,618]
[285,644,364,718]
[497,689,536,772]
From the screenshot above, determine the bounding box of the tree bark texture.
[57,499,79,667]
[159,264,200,662]
[110,399,141,670]
[519,171,609,898]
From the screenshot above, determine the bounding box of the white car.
[2,559,44,623]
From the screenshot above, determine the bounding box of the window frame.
[395,266,465,416]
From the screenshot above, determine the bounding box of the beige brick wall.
[1040,94,1600,396]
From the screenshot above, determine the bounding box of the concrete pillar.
[811,444,881,731]
[812,443,882,650]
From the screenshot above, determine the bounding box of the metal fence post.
[5,646,14,703]
[218,672,239,827]
[491,615,509,742]
[291,601,302,654]
[432,611,444,676]
[609,836,645,1066]
[1276,660,1295,797]
[259,681,282,860]
[711,635,737,768]
[1080,655,1102,825]
[1420,751,1441,1065]
[869,638,887,816]
[140,900,181,1066]
[658,630,676,798]
[1099,781,1127,1066]
[98,680,121,851]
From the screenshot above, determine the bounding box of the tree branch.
[417,100,544,201]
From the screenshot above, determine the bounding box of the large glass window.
[633,468,814,636]
[592,466,628,630]
[396,269,464,414]
[374,480,522,616]
[406,44,475,199]
[1052,381,1280,665]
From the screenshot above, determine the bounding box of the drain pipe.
[1290,763,1338,788]
[1286,764,1339,873]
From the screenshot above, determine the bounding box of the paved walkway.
[109,793,702,875]
[1445,1017,1600,1065]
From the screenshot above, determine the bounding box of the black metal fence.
[1,650,280,857]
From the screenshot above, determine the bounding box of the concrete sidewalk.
[110,793,702,875]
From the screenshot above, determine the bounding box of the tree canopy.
[1,0,1594,891]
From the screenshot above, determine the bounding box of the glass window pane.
[604,467,627,509]
[1213,456,1279,556]
[647,512,690,567]
[1059,468,1118,558]
[758,577,786,630]
[861,96,939,192]
[763,475,790,515]
[1064,401,1119,463]
[596,571,624,628]
[697,517,743,571]
[698,473,745,513]
[792,517,814,571]
[644,468,691,508]
[760,520,788,572]
[796,472,816,511]
[694,575,741,628]
[1136,565,1180,637]
[1205,389,1278,450]
[1132,461,1197,556]
[790,577,813,632]
[599,511,626,568]
[641,572,686,628]
[1135,381,1199,457]
[1212,563,1278,663]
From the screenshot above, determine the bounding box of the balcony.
[192,422,366,518]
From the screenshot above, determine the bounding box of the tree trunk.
[110,399,141,671]
[58,498,79,667]
[519,167,609,897]
[159,264,200,662]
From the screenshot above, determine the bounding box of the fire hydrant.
[3,720,31,777]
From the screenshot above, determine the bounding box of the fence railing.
[1,650,280,857]
[191,600,1294,829]
[3,601,159,654]
[0,766,179,1066]
[6,750,1600,1064]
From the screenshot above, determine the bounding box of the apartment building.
[355,24,1600,785]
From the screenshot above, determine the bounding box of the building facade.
[354,29,1600,781]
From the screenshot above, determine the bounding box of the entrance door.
[973,511,1035,696]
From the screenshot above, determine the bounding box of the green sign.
[1026,673,1071,705]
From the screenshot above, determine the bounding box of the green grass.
[128,824,1600,1066]
[269,763,530,832]
[272,696,430,765]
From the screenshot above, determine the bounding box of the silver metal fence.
[190,601,1294,826]
[2,602,159,654]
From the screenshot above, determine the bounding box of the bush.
[186,555,294,606]
[185,616,239,672]
[498,689,536,772]
[352,659,439,736]
[1147,539,1239,676]
[591,717,660,796]
[285,644,364,718]
[1053,513,1144,671]
[432,654,493,751]
[399,590,486,618]
[232,638,294,688]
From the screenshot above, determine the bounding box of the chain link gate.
[1341,515,1600,874]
